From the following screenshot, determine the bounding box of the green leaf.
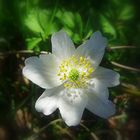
[58,11,75,28]
[56,10,84,43]
[75,13,83,34]
[100,15,116,39]
[26,37,42,50]
[24,9,44,34]
[118,5,134,20]
[24,9,60,38]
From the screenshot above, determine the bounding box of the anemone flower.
[23,30,120,126]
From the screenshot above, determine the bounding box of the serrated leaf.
[24,9,44,34]
[24,9,60,38]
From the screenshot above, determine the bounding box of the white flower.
[23,30,120,126]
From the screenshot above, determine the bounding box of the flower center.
[68,68,79,81]
[57,55,94,88]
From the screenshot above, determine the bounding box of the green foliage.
[26,37,42,50]
[100,15,117,39]
[0,0,140,139]
[56,11,84,43]
[23,8,87,50]
[118,5,134,21]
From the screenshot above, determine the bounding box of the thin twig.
[121,82,140,96]
[27,119,62,140]
[80,123,99,140]
[0,45,138,56]
[113,130,122,140]
[55,125,76,140]
[110,113,127,120]
[96,129,122,140]
[108,46,137,50]
[111,61,140,72]
[0,50,48,56]
[0,50,34,56]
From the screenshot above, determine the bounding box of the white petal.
[23,54,61,89]
[93,66,120,87]
[75,31,107,68]
[58,89,87,126]
[88,79,109,100]
[86,90,115,118]
[51,30,75,59]
[35,86,63,115]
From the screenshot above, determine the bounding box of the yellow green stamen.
[57,55,94,89]
[68,69,79,81]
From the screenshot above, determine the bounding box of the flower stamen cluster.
[57,55,94,88]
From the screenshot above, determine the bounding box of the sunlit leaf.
[75,13,83,34]
[24,9,45,34]
[24,8,60,39]
[118,5,134,20]
[100,15,117,39]
[26,37,42,50]
[57,11,75,28]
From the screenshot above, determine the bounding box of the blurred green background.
[0,0,140,140]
